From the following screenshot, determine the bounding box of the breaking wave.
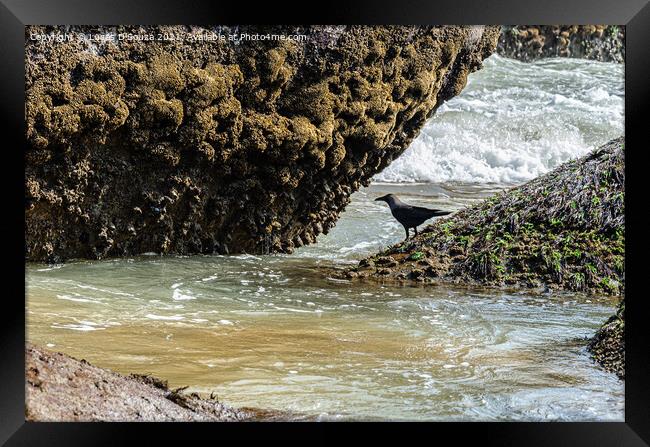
[374,54,624,184]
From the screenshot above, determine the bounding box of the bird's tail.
[431,210,452,217]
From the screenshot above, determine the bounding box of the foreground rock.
[25,25,499,262]
[588,298,625,379]
[347,137,624,296]
[25,344,292,421]
[497,25,625,63]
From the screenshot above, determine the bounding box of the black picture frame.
[3,0,648,444]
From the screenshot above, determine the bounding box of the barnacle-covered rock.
[497,25,625,63]
[25,25,500,261]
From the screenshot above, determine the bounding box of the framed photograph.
[3,0,648,444]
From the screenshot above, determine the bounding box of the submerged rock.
[25,25,500,262]
[349,137,625,296]
[497,25,625,63]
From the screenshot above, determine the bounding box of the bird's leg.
[414,227,419,236]
[404,226,410,240]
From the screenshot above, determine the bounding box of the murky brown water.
[26,183,623,421]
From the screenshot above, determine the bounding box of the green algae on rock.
[497,25,625,63]
[348,137,625,296]
[25,25,500,262]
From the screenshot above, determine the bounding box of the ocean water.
[375,54,624,183]
[25,183,624,421]
[26,55,625,421]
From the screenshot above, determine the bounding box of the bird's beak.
[374,196,383,201]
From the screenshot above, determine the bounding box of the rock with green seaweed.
[25,25,500,262]
[349,137,625,296]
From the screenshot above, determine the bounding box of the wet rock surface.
[497,25,625,63]
[25,25,500,262]
[25,343,305,421]
[345,137,625,297]
[588,299,625,379]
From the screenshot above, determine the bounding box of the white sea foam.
[145,314,184,321]
[374,55,624,184]
[172,288,195,301]
[56,294,99,304]
[51,323,105,332]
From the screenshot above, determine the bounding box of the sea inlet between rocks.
[26,54,624,421]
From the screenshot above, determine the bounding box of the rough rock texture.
[497,25,625,63]
[345,137,625,296]
[25,343,299,421]
[588,298,625,379]
[25,25,500,262]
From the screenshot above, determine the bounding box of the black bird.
[375,194,452,240]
